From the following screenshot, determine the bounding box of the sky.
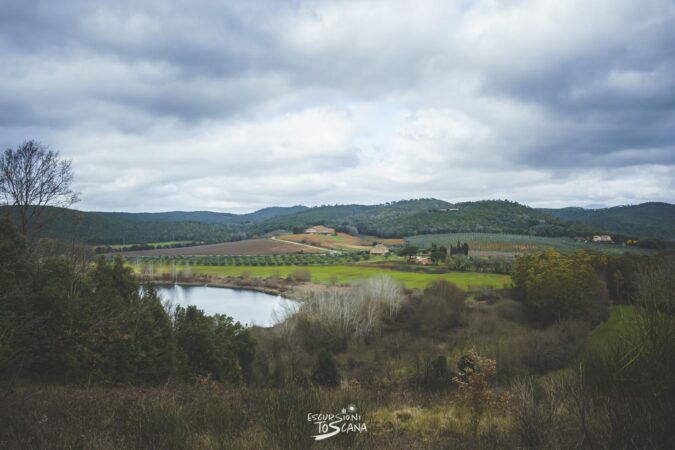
[1,0,674,213]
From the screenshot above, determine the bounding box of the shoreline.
[138,275,348,302]
[146,279,286,297]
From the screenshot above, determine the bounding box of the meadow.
[133,262,511,290]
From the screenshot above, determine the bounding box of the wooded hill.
[3,199,673,244]
[538,202,675,241]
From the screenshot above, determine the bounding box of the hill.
[90,205,308,225]
[3,199,579,244]
[0,205,305,244]
[251,199,575,238]
[539,202,675,240]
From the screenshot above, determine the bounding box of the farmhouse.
[412,255,433,265]
[592,235,613,243]
[369,244,390,255]
[305,225,336,235]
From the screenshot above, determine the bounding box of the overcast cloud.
[1,0,674,212]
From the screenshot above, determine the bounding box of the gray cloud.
[0,0,673,212]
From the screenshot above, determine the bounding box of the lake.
[155,284,298,327]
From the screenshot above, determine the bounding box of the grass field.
[117,238,326,257]
[277,232,405,251]
[406,233,649,255]
[136,263,511,290]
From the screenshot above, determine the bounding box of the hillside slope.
[252,199,575,237]
[13,199,672,244]
[539,202,675,240]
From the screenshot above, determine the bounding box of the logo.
[307,404,368,441]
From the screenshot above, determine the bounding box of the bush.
[472,285,500,303]
[288,269,311,282]
[521,320,589,374]
[406,280,466,335]
[292,277,404,353]
[311,351,341,387]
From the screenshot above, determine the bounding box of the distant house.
[592,235,613,243]
[412,255,433,265]
[369,244,390,255]
[438,208,459,212]
[305,225,336,235]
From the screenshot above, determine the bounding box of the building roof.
[369,244,389,254]
[305,225,335,233]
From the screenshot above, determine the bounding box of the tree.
[430,243,447,264]
[0,140,79,236]
[397,245,419,263]
[513,250,608,325]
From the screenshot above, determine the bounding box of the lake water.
[155,284,298,327]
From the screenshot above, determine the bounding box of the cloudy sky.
[1,0,674,212]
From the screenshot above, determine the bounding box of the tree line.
[0,218,255,385]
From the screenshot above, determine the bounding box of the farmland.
[113,238,326,256]
[104,240,194,250]
[406,232,651,255]
[276,232,405,251]
[132,262,510,290]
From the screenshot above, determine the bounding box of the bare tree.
[0,140,79,236]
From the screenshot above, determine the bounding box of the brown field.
[112,238,325,256]
[276,232,405,251]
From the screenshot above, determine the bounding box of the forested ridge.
[5,199,671,247]
[0,199,616,244]
[539,202,675,240]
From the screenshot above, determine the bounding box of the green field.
[136,263,511,290]
[406,233,649,255]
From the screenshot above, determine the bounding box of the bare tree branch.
[0,140,80,237]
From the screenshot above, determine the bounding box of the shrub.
[472,285,499,303]
[311,351,341,387]
[406,280,466,335]
[580,262,675,448]
[293,277,405,352]
[452,349,511,439]
[289,269,311,282]
[521,320,590,374]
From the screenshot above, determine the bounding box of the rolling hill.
[2,199,576,244]
[4,199,672,245]
[250,199,575,238]
[539,202,675,240]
